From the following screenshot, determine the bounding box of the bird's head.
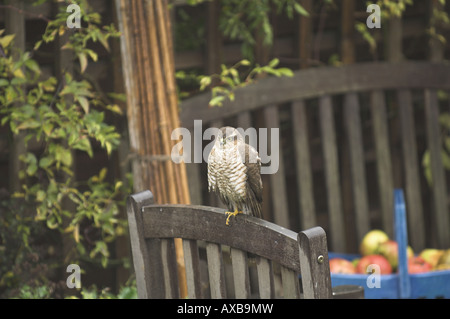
[217,126,242,148]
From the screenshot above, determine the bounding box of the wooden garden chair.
[127,190,363,299]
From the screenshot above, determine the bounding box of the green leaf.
[60,149,73,167]
[268,58,280,68]
[199,76,212,90]
[239,59,251,66]
[105,104,123,115]
[46,215,59,229]
[78,52,88,73]
[25,59,40,75]
[98,168,108,182]
[42,122,54,136]
[36,190,46,202]
[86,49,98,62]
[78,96,89,113]
[26,162,38,176]
[0,79,9,87]
[294,3,309,17]
[39,156,54,169]
[209,95,225,107]
[0,34,15,48]
[72,137,93,157]
[276,67,294,77]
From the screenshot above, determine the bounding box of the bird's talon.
[225,209,242,225]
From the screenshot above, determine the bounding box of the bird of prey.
[207,126,263,225]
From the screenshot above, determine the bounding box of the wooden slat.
[206,243,227,298]
[161,239,180,298]
[370,90,394,237]
[230,248,250,298]
[424,89,450,248]
[298,227,333,299]
[280,267,300,299]
[181,62,450,126]
[344,93,370,242]
[256,257,275,299]
[291,100,316,229]
[264,105,290,228]
[127,191,162,298]
[183,239,203,298]
[319,96,345,252]
[397,89,425,251]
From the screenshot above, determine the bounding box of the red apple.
[356,254,392,275]
[378,240,414,269]
[359,230,389,256]
[408,256,432,273]
[329,258,356,274]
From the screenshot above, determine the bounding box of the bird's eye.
[227,136,233,141]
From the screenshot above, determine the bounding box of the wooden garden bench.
[127,190,363,299]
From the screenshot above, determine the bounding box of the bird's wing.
[243,143,263,204]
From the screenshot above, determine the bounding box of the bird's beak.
[220,137,226,146]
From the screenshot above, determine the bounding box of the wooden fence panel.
[319,96,346,252]
[370,90,394,237]
[344,92,370,243]
[291,100,317,230]
[264,105,290,228]
[424,89,450,247]
[397,89,425,251]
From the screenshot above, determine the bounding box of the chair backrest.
[127,190,334,299]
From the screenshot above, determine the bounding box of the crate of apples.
[329,230,450,275]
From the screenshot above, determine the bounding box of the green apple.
[419,249,444,268]
[437,249,450,266]
[359,230,389,256]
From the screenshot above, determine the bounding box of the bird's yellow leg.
[225,208,243,225]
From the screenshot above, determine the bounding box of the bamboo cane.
[116,0,190,298]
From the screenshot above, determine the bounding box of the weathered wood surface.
[397,89,425,251]
[142,204,301,271]
[424,90,450,247]
[319,95,345,252]
[344,92,370,243]
[298,227,333,299]
[291,100,316,229]
[264,105,290,228]
[370,90,394,237]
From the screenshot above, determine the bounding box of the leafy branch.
[197,58,293,107]
[0,0,127,274]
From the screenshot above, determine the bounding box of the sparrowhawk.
[207,126,263,225]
